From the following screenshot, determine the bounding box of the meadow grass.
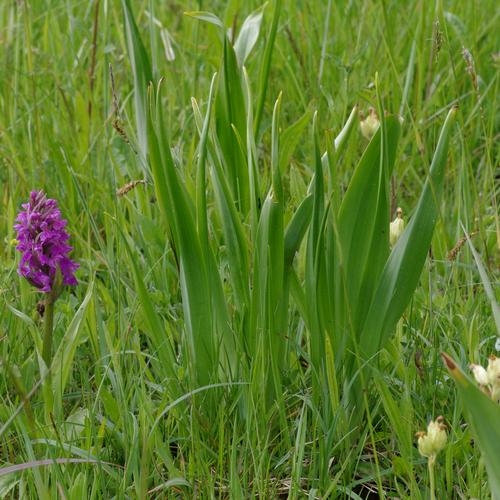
[0,0,499,498]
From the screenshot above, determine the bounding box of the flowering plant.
[14,190,79,366]
[14,190,78,294]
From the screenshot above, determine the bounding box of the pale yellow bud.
[487,356,500,387]
[417,433,435,458]
[427,419,447,450]
[390,208,405,246]
[417,417,447,459]
[360,108,380,140]
[470,363,489,386]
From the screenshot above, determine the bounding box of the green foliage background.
[0,0,498,497]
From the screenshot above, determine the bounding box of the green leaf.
[279,108,313,173]
[116,220,178,386]
[337,115,401,334]
[305,112,325,372]
[52,280,94,398]
[191,96,249,310]
[442,353,500,499]
[148,81,235,383]
[215,37,249,212]
[249,96,285,400]
[184,11,225,30]
[121,0,153,160]
[360,107,457,359]
[196,73,217,255]
[147,82,214,384]
[234,5,265,66]
[284,195,313,267]
[333,105,359,154]
[254,0,282,136]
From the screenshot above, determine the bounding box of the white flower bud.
[427,418,447,451]
[360,108,380,140]
[469,355,500,403]
[470,364,489,386]
[390,208,405,246]
[417,417,447,459]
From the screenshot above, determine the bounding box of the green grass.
[1,0,499,498]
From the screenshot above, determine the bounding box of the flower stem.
[428,456,436,500]
[42,298,54,367]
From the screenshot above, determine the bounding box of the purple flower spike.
[14,190,79,293]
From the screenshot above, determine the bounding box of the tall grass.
[0,0,498,497]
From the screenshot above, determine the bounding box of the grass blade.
[121,0,153,160]
[462,224,500,336]
[254,0,282,136]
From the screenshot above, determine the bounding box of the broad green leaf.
[319,105,359,169]
[333,105,359,153]
[148,81,235,383]
[249,96,285,400]
[234,6,265,66]
[251,191,285,372]
[337,115,401,333]
[325,336,340,415]
[242,67,260,236]
[196,73,217,255]
[308,112,325,259]
[194,75,237,377]
[442,353,500,499]
[305,112,325,372]
[271,93,283,202]
[360,107,457,359]
[147,82,214,384]
[215,37,249,212]
[191,96,249,310]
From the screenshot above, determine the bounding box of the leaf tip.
[440,352,456,370]
[441,352,467,386]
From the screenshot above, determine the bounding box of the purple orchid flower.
[14,190,79,293]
